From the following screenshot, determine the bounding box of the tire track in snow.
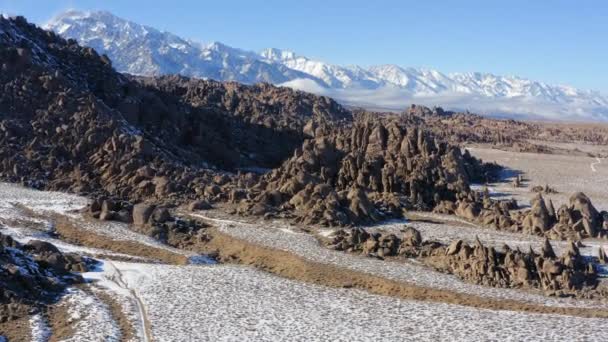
[106,261,153,342]
[591,157,602,172]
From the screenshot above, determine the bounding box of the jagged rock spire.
[541,238,556,258]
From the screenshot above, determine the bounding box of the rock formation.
[235,114,494,226]
[327,227,599,297]
[0,16,349,206]
[435,189,607,240]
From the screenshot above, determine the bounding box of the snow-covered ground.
[56,288,123,342]
[0,182,87,218]
[113,262,608,342]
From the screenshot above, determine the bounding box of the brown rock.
[132,203,156,225]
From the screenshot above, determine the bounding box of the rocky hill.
[239,114,491,226]
[0,16,350,201]
[0,15,495,228]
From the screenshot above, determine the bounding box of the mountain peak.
[46,9,608,121]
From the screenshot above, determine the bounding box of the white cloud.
[281,79,608,122]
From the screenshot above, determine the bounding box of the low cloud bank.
[280,79,608,122]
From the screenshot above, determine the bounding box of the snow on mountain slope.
[45,10,318,84]
[260,48,381,89]
[45,10,608,121]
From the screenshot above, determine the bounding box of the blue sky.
[1,0,606,93]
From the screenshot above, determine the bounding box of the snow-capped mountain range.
[45,10,608,121]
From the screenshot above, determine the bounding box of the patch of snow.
[29,314,51,342]
[60,288,122,341]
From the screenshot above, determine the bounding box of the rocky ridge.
[327,226,602,297]
[402,105,608,151]
[435,191,608,241]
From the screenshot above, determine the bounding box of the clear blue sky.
[1,0,606,93]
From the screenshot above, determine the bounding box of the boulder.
[25,240,60,254]
[151,207,171,223]
[188,200,212,211]
[132,203,156,225]
[569,192,600,237]
[401,227,422,247]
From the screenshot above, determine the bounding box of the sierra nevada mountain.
[46,10,608,121]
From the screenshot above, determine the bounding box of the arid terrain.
[2,14,608,342]
[2,140,608,341]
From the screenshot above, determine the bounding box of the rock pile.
[434,191,607,240]
[237,115,493,226]
[531,184,558,194]
[428,237,597,295]
[0,232,88,322]
[87,197,207,243]
[326,227,599,297]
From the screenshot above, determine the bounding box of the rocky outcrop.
[531,184,558,194]
[427,238,596,296]
[235,114,494,226]
[0,16,351,208]
[86,196,207,243]
[326,227,599,297]
[0,232,88,322]
[435,191,607,240]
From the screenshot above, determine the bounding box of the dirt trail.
[106,261,153,342]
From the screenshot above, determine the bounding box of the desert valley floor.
[2,144,608,341]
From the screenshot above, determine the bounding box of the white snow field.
[113,262,608,342]
[55,288,123,342]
